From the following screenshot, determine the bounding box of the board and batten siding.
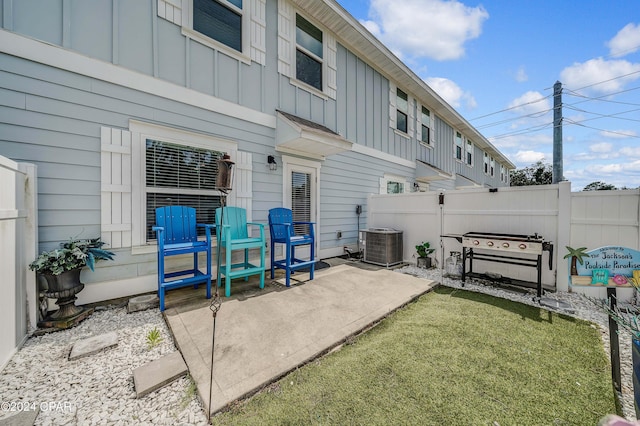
[0,52,276,301]
[3,0,275,114]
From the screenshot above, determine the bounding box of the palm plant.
[564,246,590,276]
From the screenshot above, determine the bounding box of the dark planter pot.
[632,338,640,418]
[37,268,92,330]
[417,257,432,269]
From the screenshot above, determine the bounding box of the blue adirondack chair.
[216,207,266,297]
[268,207,316,287]
[153,206,213,311]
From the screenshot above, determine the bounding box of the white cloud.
[590,142,613,153]
[560,58,640,94]
[608,23,640,57]
[515,66,528,83]
[513,150,547,164]
[620,147,640,157]
[599,129,638,139]
[425,77,476,109]
[507,91,552,116]
[364,0,489,61]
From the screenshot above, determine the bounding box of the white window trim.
[490,156,495,178]
[454,131,464,162]
[181,0,252,64]
[277,1,337,99]
[129,120,238,252]
[465,140,474,167]
[380,174,407,194]
[417,103,434,147]
[483,151,490,175]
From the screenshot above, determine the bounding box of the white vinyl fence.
[367,182,640,301]
[0,155,37,371]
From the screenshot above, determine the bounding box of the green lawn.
[212,287,618,425]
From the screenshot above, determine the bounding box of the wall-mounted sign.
[568,246,640,287]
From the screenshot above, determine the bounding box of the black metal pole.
[607,287,621,392]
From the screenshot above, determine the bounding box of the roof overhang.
[291,0,516,169]
[276,111,353,160]
[455,174,483,188]
[415,160,454,183]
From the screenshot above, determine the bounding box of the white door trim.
[282,155,320,258]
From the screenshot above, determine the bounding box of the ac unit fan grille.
[363,229,403,267]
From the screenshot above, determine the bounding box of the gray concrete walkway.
[164,262,436,416]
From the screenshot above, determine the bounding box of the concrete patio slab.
[164,263,436,417]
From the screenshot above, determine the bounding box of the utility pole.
[552,81,563,184]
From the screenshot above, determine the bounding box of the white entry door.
[282,156,319,259]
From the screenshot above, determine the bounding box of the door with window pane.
[284,161,318,259]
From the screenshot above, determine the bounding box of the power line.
[566,69,640,92]
[564,104,640,123]
[488,122,554,140]
[471,70,640,124]
[564,118,640,138]
[468,93,552,121]
[564,86,640,107]
[475,107,554,130]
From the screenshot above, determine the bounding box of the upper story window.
[421,106,431,144]
[454,132,463,161]
[193,0,244,52]
[396,89,408,133]
[484,152,489,174]
[296,14,323,91]
[466,140,473,166]
[490,156,495,177]
[500,164,506,182]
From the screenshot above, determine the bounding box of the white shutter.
[430,113,436,145]
[250,0,266,65]
[389,81,397,129]
[158,0,182,26]
[408,96,415,138]
[101,127,132,249]
[416,102,423,137]
[227,151,253,221]
[326,33,337,99]
[379,177,387,194]
[277,0,294,77]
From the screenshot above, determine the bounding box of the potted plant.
[415,241,435,268]
[29,237,115,327]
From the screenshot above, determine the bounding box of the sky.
[337,0,640,190]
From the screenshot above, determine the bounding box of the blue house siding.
[0,0,515,301]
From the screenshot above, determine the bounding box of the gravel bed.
[396,265,637,421]
[0,306,209,425]
[0,266,635,424]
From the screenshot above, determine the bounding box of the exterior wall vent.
[361,228,403,267]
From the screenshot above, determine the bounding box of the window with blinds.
[145,139,225,241]
[291,171,311,235]
[193,0,243,52]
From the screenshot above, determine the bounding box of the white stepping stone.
[133,352,187,398]
[68,332,118,361]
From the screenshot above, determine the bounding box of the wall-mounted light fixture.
[267,155,277,171]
